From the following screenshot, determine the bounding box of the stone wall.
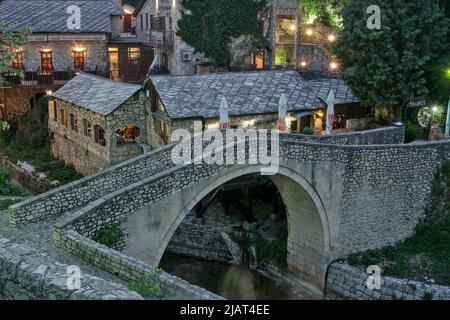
[0,86,59,121]
[282,125,405,145]
[325,262,450,300]
[50,91,150,175]
[0,236,142,300]
[23,39,108,72]
[166,221,233,262]
[53,228,223,300]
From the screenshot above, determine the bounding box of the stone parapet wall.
[326,262,450,300]
[9,142,177,227]
[281,125,405,145]
[0,236,142,300]
[53,228,223,300]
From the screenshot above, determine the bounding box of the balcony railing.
[0,69,104,87]
[149,31,174,48]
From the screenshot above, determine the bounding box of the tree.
[334,0,449,119]
[176,0,266,66]
[0,20,31,85]
[301,0,349,27]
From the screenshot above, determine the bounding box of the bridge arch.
[154,164,331,289]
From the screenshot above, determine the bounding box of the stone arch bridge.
[8,126,450,292]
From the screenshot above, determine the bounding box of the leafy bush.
[405,121,426,143]
[129,269,163,299]
[92,223,126,249]
[252,228,288,270]
[0,167,26,196]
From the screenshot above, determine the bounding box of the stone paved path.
[0,208,130,287]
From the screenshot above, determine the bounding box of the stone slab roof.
[0,0,123,33]
[150,70,359,120]
[53,73,141,115]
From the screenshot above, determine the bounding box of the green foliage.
[404,121,426,143]
[0,199,19,211]
[423,292,433,300]
[334,0,449,117]
[301,0,348,27]
[0,22,31,85]
[252,228,288,270]
[129,269,163,299]
[302,127,314,135]
[0,167,26,196]
[92,223,126,249]
[176,0,266,66]
[347,161,450,285]
[0,99,82,186]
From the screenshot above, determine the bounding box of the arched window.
[83,119,91,136]
[69,114,77,131]
[94,124,106,146]
[116,125,140,145]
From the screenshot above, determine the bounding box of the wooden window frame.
[13,51,24,69]
[40,51,53,72]
[73,50,85,69]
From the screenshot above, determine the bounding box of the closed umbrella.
[276,93,288,132]
[219,97,230,129]
[326,90,335,135]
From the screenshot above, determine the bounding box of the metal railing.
[0,69,106,87]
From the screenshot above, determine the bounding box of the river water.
[160,254,308,300]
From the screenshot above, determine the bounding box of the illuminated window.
[13,51,24,69]
[40,51,53,72]
[73,50,85,69]
[128,48,140,65]
[116,125,141,145]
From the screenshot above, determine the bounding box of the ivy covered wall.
[176,0,267,66]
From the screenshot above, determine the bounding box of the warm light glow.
[73,47,86,53]
[432,106,439,113]
[306,29,313,36]
[316,111,324,118]
[328,34,336,42]
[241,119,256,128]
[330,62,338,70]
[206,122,220,130]
[289,24,296,31]
[124,8,133,14]
[300,61,307,67]
[40,48,52,53]
[45,89,53,96]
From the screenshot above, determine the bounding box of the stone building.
[50,73,152,175]
[145,70,365,148]
[133,0,338,76]
[0,0,152,121]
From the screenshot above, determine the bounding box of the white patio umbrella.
[276,93,288,132]
[326,90,335,135]
[219,97,230,129]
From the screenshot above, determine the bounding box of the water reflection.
[160,254,307,300]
